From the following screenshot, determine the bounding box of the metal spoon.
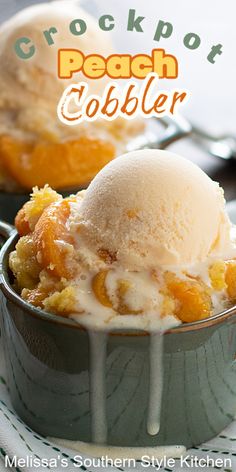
[126,113,236,161]
[158,116,236,160]
[191,124,236,160]
[126,115,192,152]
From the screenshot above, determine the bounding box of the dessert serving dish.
[0,222,236,449]
[0,1,190,223]
[0,150,236,450]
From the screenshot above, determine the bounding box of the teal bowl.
[0,222,236,448]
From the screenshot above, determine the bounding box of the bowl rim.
[1,230,236,335]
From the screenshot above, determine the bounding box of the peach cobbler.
[0,2,144,192]
[9,151,236,330]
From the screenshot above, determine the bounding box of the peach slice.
[15,207,31,236]
[0,135,115,190]
[225,261,236,300]
[165,273,212,323]
[92,270,113,308]
[15,186,62,236]
[33,198,75,279]
[92,272,142,314]
[22,286,49,309]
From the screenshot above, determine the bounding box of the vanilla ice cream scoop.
[78,150,232,269]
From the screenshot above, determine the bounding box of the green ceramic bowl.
[0,221,236,448]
